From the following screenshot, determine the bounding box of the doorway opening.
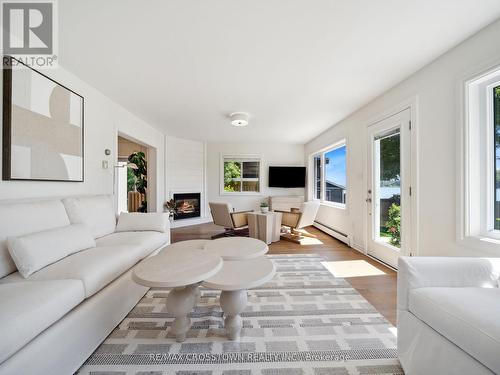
[117,135,149,213]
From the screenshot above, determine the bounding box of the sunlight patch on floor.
[298,236,324,245]
[321,260,386,278]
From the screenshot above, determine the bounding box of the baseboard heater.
[313,221,350,246]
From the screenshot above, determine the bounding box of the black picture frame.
[2,56,85,182]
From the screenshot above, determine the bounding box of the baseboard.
[313,221,350,245]
[171,217,212,228]
[350,242,366,254]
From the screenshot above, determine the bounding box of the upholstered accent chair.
[209,202,252,239]
[276,201,320,243]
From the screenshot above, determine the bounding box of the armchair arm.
[275,210,301,228]
[397,256,500,311]
[230,210,252,228]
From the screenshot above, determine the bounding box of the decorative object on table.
[276,201,320,243]
[259,200,269,213]
[2,56,84,181]
[128,151,147,212]
[164,198,177,222]
[247,211,282,244]
[209,202,252,239]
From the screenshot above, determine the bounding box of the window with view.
[495,85,500,230]
[223,158,260,193]
[312,142,347,206]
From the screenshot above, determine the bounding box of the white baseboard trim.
[171,217,212,228]
[313,221,350,246]
[350,242,366,254]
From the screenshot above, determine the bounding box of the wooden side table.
[247,211,282,244]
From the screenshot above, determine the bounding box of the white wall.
[207,142,305,211]
[165,136,208,222]
[0,64,165,212]
[305,19,500,258]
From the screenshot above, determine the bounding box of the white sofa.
[0,195,170,375]
[397,256,500,375]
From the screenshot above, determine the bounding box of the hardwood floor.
[171,223,397,325]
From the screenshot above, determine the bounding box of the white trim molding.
[308,139,348,210]
[459,64,500,253]
[219,154,263,196]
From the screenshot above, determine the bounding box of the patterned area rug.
[77,254,402,375]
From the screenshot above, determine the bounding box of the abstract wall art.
[2,56,84,181]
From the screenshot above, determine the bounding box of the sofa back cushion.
[0,200,70,278]
[63,195,116,238]
[7,224,96,278]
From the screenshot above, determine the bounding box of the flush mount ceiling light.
[230,112,249,127]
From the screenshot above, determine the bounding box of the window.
[495,85,500,230]
[463,68,500,246]
[313,155,321,200]
[222,157,261,194]
[311,142,347,206]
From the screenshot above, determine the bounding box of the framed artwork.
[2,56,84,182]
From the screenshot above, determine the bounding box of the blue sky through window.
[325,145,346,187]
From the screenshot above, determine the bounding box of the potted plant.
[260,200,269,213]
[164,199,177,222]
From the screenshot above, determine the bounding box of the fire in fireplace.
[173,193,201,220]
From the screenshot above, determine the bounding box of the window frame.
[310,140,347,209]
[462,67,500,248]
[219,154,262,196]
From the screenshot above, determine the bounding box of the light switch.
[102,160,109,169]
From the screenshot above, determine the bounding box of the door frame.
[115,131,158,213]
[364,97,419,266]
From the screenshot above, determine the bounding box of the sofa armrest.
[115,212,170,233]
[397,256,500,312]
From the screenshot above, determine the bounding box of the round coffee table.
[133,249,222,342]
[203,257,275,340]
[203,237,268,260]
[163,239,210,252]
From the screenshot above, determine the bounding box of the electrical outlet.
[102,160,108,169]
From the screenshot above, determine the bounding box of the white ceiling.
[59,0,500,143]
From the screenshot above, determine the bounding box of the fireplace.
[173,193,201,220]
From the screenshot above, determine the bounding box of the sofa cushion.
[62,195,116,238]
[2,245,150,298]
[7,224,96,278]
[409,287,500,372]
[95,231,169,253]
[0,200,70,278]
[0,279,84,363]
[115,212,169,233]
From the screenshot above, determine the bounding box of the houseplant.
[128,151,147,212]
[260,201,269,213]
[164,199,177,222]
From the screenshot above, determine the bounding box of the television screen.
[268,166,306,188]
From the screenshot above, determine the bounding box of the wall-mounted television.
[268,166,306,188]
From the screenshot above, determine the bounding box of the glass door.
[367,109,411,268]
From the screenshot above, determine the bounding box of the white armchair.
[397,256,500,375]
[209,202,252,239]
[275,201,320,243]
